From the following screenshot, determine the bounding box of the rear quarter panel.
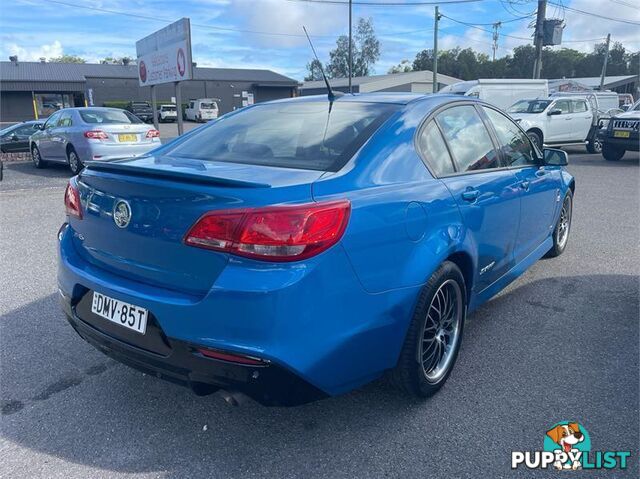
[313,100,474,295]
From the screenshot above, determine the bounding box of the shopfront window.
[35,93,73,118]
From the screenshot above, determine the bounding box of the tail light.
[64,182,82,219]
[184,200,351,262]
[146,129,160,138]
[84,130,108,140]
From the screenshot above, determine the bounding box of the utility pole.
[532,0,547,79]
[348,0,353,93]
[433,6,441,93]
[492,22,501,62]
[599,33,611,90]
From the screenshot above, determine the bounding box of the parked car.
[439,79,548,110]
[508,96,602,153]
[157,104,177,122]
[58,94,574,406]
[598,100,640,161]
[184,98,219,122]
[126,101,154,123]
[0,120,44,153]
[30,107,160,174]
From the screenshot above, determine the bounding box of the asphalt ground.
[1,149,638,478]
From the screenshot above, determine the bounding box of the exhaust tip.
[219,389,250,407]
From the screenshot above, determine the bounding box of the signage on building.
[135,18,193,86]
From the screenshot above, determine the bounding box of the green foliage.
[306,17,381,80]
[408,42,639,81]
[48,54,86,64]
[388,60,412,74]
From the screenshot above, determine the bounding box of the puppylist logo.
[511,421,631,471]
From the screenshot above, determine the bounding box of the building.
[0,59,299,122]
[300,70,461,96]
[549,75,639,97]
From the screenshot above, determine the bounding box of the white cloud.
[5,40,63,61]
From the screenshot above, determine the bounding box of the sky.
[1,0,639,81]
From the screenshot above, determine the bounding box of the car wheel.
[602,143,625,161]
[390,261,466,398]
[586,137,602,154]
[527,131,542,150]
[546,190,573,258]
[31,145,46,169]
[68,148,83,175]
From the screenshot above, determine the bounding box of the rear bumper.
[77,141,160,162]
[60,291,327,405]
[57,223,419,402]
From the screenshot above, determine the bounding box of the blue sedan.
[57,94,574,405]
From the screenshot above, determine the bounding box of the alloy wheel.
[32,147,41,166]
[557,195,572,249]
[420,279,463,383]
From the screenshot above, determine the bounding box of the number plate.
[91,291,148,334]
[613,130,630,138]
[118,134,138,142]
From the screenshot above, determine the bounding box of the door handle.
[461,188,480,202]
[520,180,530,190]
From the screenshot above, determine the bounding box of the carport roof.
[0,61,298,87]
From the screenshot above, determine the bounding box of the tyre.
[602,143,625,161]
[527,130,542,151]
[68,147,83,175]
[586,137,602,154]
[545,190,573,258]
[391,261,466,398]
[31,145,46,169]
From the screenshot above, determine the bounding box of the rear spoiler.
[83,161,271,188]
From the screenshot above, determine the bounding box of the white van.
[184,99,219,122]
[439,79,549,110]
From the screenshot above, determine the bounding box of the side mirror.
[547,109,562,116]
[543,148,568,166]
[9,133,18,141]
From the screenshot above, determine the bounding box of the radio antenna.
[303,26,342,102]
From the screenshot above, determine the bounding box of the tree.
[304,59,325,81]
[412,49,434,72]
[48,54,86,63]
[324,17,380,78]
[101,56,135,65]
[388,60,412,74]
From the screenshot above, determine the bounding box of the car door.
[433,104,521,292]
[37,111,62,159]
[1,124,30,152]
[545,99,572,142]
[49,111,73,159]
[570,99,593,141]
[482,106,559,263]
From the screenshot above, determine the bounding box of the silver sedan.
[29,107,161,174]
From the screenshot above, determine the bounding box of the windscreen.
[163,101,399,171]
[508,100,551,114]
[81,109,143,124]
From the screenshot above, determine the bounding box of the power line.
[440,14,533,40]
[285,0,486,5]
[547,2,640,26]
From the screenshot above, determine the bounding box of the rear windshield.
[81,109,143,124]
[200,102,216,109]
[161,106,177,111]
[163,101,399,171]
[508,100,551,114]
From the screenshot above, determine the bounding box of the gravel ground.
[0,149,638,478]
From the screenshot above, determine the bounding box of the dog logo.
[113,200,132,229]
[545,422,586,470]
[512,421,631,471]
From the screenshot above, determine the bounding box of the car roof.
[263,93,475,109]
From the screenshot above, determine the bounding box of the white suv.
[157,104,177,123]
[508,97,601,153]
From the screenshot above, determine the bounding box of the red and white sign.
[136,18,193,86]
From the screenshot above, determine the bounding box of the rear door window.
[572,100,588,113]
[436,105,501,172]
[164,101,399,171]
[482,107,537,167]
[553,100,571,114]
[416,120,455,176]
